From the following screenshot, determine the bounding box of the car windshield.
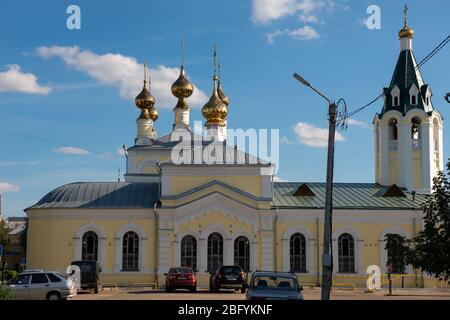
[221,267,241,275]
[251,276,297,291]
[169,268,192,274]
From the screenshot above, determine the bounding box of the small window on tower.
[411,95,416,105]
[393,96,399,106]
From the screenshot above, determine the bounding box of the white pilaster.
[379,124,390,186]
[400,123,412,190]
[421,122,433,192]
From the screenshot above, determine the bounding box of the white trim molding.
[332,227,364,275]
[281,225,314,275]
[114,223,148,273]
[74,223,107,269]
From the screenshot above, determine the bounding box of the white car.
[8,270,77,300]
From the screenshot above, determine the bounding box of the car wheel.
[94,287,99,294]
[165,286,171,293]
[191,286,197,293]
[241,286,246,294]
[46,292,61,300]
[214,284,220,293]
[209,281,214,293]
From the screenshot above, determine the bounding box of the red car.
[165,267,197,292]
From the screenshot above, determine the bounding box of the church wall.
[26,208,157,285]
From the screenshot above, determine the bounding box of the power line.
[0,127,123,159]
[343,33,450,120]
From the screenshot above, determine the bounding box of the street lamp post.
[293,73,338,300]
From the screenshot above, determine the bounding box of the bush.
[0,286,12,300]
[0,270,18,282]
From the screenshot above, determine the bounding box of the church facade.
[25,14,446,289]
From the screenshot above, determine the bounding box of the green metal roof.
[379,49,434,117]
[273,182,427,210]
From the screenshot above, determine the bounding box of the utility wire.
[0,127,123,159]
[342,33,450,120]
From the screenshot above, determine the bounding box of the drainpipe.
[316,217,320,286]
[272,176,278,272]
[412,217,418,287]
[154,162,162,285]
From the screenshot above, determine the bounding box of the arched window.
[393,96,399,106]
[122,231,139,271]
[411,117,421,140]
[82,231,98,261]
[181,235,197,271]
[290,233,306,273]
[207,232,223,273]
[234,236,250,272]
[388,118,398,141]
[411,95,416,105]
[385,234,406,274]
[338,233,355,273]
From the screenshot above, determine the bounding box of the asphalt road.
[71,287,450,300]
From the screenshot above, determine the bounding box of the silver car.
[245,271,304,300]
[7,270,77,300]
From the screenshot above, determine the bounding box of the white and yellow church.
[25,14,446,289]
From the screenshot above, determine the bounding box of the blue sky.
[0,0,449,216]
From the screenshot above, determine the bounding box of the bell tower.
[373,6,444,193]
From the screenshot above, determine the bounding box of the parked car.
[7,270,77,300]
[209,265,246,293]
[70,260,101,293]
[245,271,303,300]
[164,267,197,292]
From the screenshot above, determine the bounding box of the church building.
[25,12,445,289]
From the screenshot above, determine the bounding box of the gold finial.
[217,62,229,106]
[213,45,217,82]
[399,4,414,38]
[403,4,408,27]
[181,39,185,67]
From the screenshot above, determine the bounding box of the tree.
[384,233,407,274]
[0,219,9,248]
[406,159,450,283]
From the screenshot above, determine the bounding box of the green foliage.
[0,219,9,247]
[406,159,450,283]
[384,233,408,274]
[0,286,12,300]
[0,270,18,281]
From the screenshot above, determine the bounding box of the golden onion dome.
[202,47,228,126]
[135,84,155,110]
[148,106,159,121]
[171,66,194,100]
[399,5,414,39]
[398,25,414,39]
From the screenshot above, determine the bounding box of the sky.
[0,0,449,217]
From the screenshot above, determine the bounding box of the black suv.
[70,260,101,293]
[209,266,246,293]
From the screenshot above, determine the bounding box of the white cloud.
[252,0,329,24]
[54,146,91,155]
[266,30,284,44]
[266,26,320,43]
[36,46,208,109]
[273,176,289,182]
[294,122,345,147]
[0,182,20,193]
[287,26,320,40]
[0,64,51,94]
[298,14,319,24]
[280,136,294,144]
[347,118,368,128]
